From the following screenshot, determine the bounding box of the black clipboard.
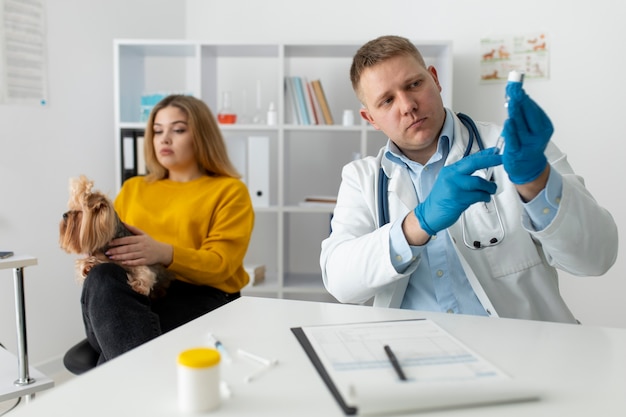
[292,319,540,416]
[291,326,358,415]
[291,319,427,415]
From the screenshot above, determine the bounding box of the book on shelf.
[285,76,336,125]
[298,195,337,207]
[311,79,334,125]
[308,79,325,125]
[284,77,300,124]
[302,77,318,125]
[292,76,310,125]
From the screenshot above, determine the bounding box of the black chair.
[63,339,99,375]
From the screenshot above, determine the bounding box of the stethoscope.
[377,113,505,250]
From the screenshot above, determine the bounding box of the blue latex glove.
[501,82,553,184]
[414,149,502,236]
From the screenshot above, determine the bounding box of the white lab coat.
[320,112,618,323]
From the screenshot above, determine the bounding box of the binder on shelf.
[225,136,248,180]
[247,136,270,207]
[121,130,137,182]
[225,135,270,208]
[135,134,146,175]
[311,79,334,125]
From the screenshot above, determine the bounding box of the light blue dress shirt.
[385,109,563,314]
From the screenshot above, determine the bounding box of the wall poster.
[480,32,549,83]
[0,0,48,105]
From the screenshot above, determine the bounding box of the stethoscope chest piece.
[460,196,505,250]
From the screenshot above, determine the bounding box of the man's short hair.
[350,35,426,103]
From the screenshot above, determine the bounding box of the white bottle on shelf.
[267,102,278,126]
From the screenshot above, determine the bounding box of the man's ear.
[360,107,380,130]
[428,65,442,92]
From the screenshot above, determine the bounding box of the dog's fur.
[59,175,172,297]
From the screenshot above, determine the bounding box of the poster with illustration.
[480,33,549,83]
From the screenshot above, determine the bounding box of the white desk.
[0,255,53,401]
[8,296,626,416]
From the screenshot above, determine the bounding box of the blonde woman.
[81,95,254,365]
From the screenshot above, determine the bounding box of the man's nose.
[397,91,417,114]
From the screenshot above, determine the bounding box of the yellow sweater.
[114,175,254,293]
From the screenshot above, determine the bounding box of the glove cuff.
[508,156,548,185]
[413,204,436,236]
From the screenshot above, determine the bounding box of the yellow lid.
[177,348,220,368]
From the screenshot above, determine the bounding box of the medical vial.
[485,70,524,184]
[504,70,524,107]
[177,347,221,413]
[217,91,237,124]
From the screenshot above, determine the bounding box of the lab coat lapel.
[385,163,417,219]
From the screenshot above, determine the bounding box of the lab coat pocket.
[454,196,544,279]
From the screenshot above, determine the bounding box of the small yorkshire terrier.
[59,175,172,297]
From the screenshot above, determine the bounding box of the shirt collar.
[384,108,454,169]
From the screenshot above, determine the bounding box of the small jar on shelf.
[217,91,237,124]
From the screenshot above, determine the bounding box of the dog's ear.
[67,175,94,210]
[79,194,117,252]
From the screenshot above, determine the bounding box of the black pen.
[384,344,407,381]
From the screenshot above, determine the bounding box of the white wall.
[187,0,626,327]
[2,0,624,369]
[0,0,186,367]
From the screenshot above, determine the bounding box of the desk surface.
[9,297,626,416]
[0,255,37,270]
[0,255,53,401]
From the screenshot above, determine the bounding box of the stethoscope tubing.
[377,113,506,249]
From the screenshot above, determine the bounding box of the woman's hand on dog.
[105,224,173,267]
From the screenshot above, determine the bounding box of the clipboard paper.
[291,319,539,416]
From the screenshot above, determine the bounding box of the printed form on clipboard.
[291,319,540,416]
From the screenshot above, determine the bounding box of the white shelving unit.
[113,39,452,302]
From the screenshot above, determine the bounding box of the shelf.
[201,44,279,58]
[284,273,326,292]
[218,124,279,132]
[283,124,365,132]
[242,272,280,294]
[284,205,335,214]
[114,39,452,303]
